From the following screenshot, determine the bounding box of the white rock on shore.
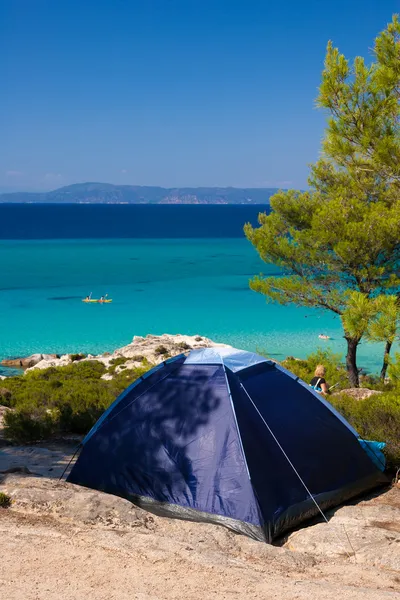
[23,334,230,374]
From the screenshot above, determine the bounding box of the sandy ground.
[1,502,399,600]
[0,441,399,599]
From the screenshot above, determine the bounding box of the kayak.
[82,299,113,303]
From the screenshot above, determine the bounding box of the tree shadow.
[68,363,232,505]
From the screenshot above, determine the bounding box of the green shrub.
[107,356,128,374]
[0,359,153,443]
[330,391,400,469]
[0,492,12,508]
[4,408,55,443]
[109,357,128,367]
[154,345,168,356]
[282,348,347,389]
[388,353,400,384]
[70,353,86,362]
[177,342,191,351]
[0,387,12,407]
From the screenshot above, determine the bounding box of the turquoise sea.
[0,234,391,376]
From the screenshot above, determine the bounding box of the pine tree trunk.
[345,336,360,388]
[380,340,392,382]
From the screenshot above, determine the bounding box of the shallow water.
[0,237,391,375]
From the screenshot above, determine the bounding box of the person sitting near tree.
[310,364,329,395]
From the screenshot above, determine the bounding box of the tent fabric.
[67,348,388,542]
[183,347,269,372]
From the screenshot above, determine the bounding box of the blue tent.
[67,347,387,542]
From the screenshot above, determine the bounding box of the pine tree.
[245,16,400,387]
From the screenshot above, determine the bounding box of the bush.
[388,352,400,384]
[282,348,348,389]
[70,353,86,362]
[4,408,55,443]
[108,356,128,374]
[109,357,128,367]
[0,359,153,443]
[0,387,12,407]
[177,342,191,351]
[154,345,168,356]
[0,492,12,508]
[330,391,400,469]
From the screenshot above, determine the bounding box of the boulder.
[25,354,72,372]
[335,388,383,401]
[0,472,399,597]
[1,353,58,370]
[285,487,400,571]
[111,333,230,365]
[25,334,231,374]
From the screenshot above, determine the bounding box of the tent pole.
[222,365,252,481]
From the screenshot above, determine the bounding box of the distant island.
[0,182,277,205]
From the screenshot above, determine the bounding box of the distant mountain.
[0,183,277,204]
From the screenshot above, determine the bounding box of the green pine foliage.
[245,16,400,387]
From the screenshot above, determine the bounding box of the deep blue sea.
[0,204,390,375]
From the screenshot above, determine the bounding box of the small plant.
[154,345,169,356]
[0,492,12,508]
[109,357,128,366]
[0,387,12,407]
[70,353,86,362]
[177,342,191,351]
[4,409,55,443]
[108,356,128,374]
[194,336,202,342]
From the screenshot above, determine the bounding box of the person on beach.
[310,365,329,395]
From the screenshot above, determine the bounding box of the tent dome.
[67,347,387,542]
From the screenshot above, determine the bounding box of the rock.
[0,471,399,598]
[1,353,58,370]
[0,445,78,479]
[111,333,230,366]
[115,360,143,373]
[0,405,12,441]
[26,333,231,374]
[0,375,6,380]
[285,489,400,571]
[26,354,72,372]
[335,388,383,400]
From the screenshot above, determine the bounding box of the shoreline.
[0,333,230,378]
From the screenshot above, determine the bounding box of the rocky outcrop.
[22,334,230,374]
[110,333,228,364]
[334,388,383,401]
[1,353,58,370]
[0,466,399,598]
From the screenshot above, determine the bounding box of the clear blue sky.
[1,0,398,192]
